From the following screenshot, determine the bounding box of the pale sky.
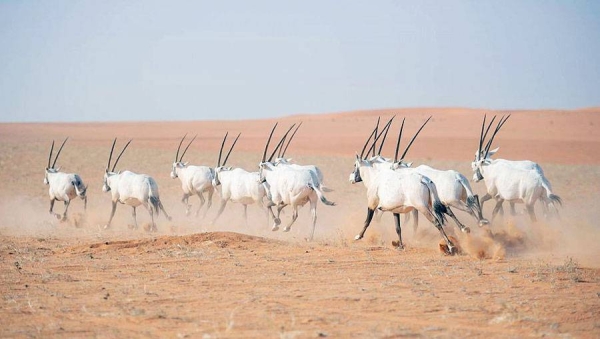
[1,1,599,122]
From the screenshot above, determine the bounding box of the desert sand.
[1,107,599,338]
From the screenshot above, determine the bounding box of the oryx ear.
[484,159,492,165]
[406,162,413,167]
[226,166,233,171]
[184,162,188,166]
[286,158,292,162]
[355,153,361,161]
[118,170,122,174]
[56,167,61,171]
[487,147,499,157]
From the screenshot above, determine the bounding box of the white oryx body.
[258,122,335,241]
[212,167,270,224]
[350,156,456,253]
[44,138,87,221]
[211,132,272,225]
[472,115,561,222]
[259,162,335,240]
[103,139,170,231]
[45,170,87,220]
[273,158,330,191]
[171,135,214,217]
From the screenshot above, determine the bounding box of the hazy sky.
[1,1,599,122]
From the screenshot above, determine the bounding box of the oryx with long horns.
[211,132,272,226]
[44,138,88,221]
[349,117,458,254]
[259,123,335,241]
[375,117,489,231]
[170,134,215,217]
[272,122,331,192]
[102,139,171,231]
[471,115,562,222]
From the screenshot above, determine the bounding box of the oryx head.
[258,122,296,183]
[171,134,196,179]
[103,138,131,192]
[44,138,68,184]
[212,132,240,187]
[350,118,388,184]
[471,114,510,182]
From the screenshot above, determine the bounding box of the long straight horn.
[399,116,432,160]
[359,126,377,159]
[477,114,487,159]
[262,123,278,162]
[47,140,55,168]
[372,117,380,157]
[175,134,187,162]
[377,115,396,155]
[179,134,197,162]
[367,116,394,157]
[281,122,302,158]
[111,139,132,172]
[217,132,229,167]
[483,114,511,159]
[268,123,296,162]
[222,133,241,166]
[107,138,117,171]
[51,137,68,168]
[394,118,406,162]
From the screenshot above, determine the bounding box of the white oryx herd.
[43,115,561,253]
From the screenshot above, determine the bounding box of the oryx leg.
[243,204,248,227]
[49,198,61,219]
[421,207,456,255]
[265,200,281,230]
[445,206,470,233]
[307,198,318,241]
[104,201,118,229]
[283,205,299,232]
[211,199,228,224]
[83,196,88,211]
[181,193,191,216]
[410,210,419,233]
[526,204,537,223]
[466,195,488,226]
[510,202,517,216]
[491,199,504,222]
[131,206,138,229]
[204,189,214,218]
[143,204,157,232]
[374,209,383,223]
[355,208,375,240]
[194,192,205,217]
[393,213,404,250]
[479,193,493,209]
[60,200,71,221]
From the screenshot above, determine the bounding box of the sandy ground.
[1,107,600,338]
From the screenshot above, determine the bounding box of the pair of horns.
[359,115,431,161]
[107,138,132,172]
[217,132,240,167]
[47,138,68,169]
[262,122,302,163]
[175,134,197,162]
[477,114,511,160]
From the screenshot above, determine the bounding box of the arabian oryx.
[44,138,88,221]
[471,115,562,222]
[211,132,272,226]
[258,123,336,241]
[349,118,458,254]
[102,139,171,231]
[171,134,215,217]
[271,122,332,192]
[371,117,488,231]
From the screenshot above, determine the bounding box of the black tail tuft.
[549,194,562,207]
[150,196,160,216]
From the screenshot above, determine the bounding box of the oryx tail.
[421,177,447,225]
[310,184,336,206]
[541,178,562,207]
[148,181,161,217]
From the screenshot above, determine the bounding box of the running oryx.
[44,138,88,221]
[471,115,562,222]
[259,123,336,241]
[349,118,458,254]
[211,132,272,226]
[171,134,215,218]
[102,139,171,231]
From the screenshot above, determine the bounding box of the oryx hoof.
[274,218,281,226]
[127,224,136,230]
[478,219,490,227]
[354,234,363,241]
[271,225,279,231]
[462,227,471,234]
[167,216,172,221]
[103,224,110,230]
[185,211,190,217]
[283,226,291,232]
[54,214,62,220]
[391,240,404,250]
